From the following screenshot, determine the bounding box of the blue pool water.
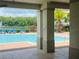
[0,34,69,44]
[54,36,69,42]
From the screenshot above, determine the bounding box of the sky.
[0,7,69,17]
[0,7,38,17]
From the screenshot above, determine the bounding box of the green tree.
[54,9,67,22]
[54,9,69,32]
[0,16,37,26]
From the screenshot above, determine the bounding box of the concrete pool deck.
[0,42,69,51]
[0,32,69,51]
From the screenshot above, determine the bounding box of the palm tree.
[54,9,68,32]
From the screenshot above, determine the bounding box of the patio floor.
[0,47,69,59]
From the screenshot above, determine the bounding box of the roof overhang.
[1,0,69,4]
[0,0,41,9]
[0,0,69,9]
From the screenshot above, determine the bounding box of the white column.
[42,8,55,53]
[37,2,55,53]
[37,10,43,50]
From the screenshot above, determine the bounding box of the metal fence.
[0,26,37,33]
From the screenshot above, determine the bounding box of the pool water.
[0,34,69,44]
[54,36,69,42]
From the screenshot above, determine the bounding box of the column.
[37,2,55,53]
[70,1,79,59]
[37,10,43,49]
[42,8,55,53]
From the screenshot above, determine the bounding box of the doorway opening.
[54,8,70,47]
[0,7,38,50]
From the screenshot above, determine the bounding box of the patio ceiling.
[0,0,69,9]
[2,0,69,4]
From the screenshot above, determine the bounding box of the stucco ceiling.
[48,0,69,3]
[3,0,69,4]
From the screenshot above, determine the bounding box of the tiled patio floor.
[0,47,69,59]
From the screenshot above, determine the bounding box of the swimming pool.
[0,34,69,44]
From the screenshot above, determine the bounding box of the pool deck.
[0,42,36,51]
[0,32,69,51]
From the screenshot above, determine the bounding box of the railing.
[0,26,37,33]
